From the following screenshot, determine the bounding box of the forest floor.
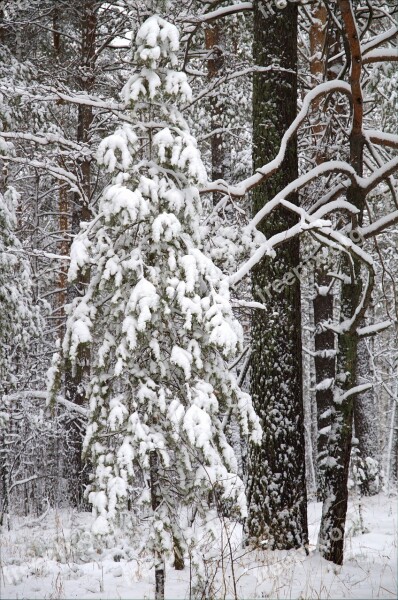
[0,492,396,599]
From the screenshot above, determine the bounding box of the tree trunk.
[150,451,165,600]
[64,0,96,507]
[247,1,308,550]
[309,1,328,165]
[318,258,362,564]
[308,1,339,503]
[205,23,225,204]
[354,331,379,495]
[318,1,369,564]
[0,422,10,528]
[314,271,336,501]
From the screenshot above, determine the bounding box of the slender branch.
[182,2,253,24]
[200,80,352,197]
[2,391,87,416]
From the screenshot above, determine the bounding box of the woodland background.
[0,1,397,598]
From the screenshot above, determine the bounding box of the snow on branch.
[200,80,352,198]
[1,84,125,112]
[230,195,375,338]
[0,155,83,198]
[182,2,253,24]
[10,247,71,263]
[361,25,398,55]
[8,475,39,495]
[229,199,334,285]
[323,265,374,336]
[360,208,398,239]
[248,161,358,232]
[48,87,125,111]
[334,383,373,404]
[0,131,89,154]
[357,320,392,337]
[309,183,349,215]
[232,299,268,310]
[245,155,398,242]
[362,156,398,193]
[2,391,87,416]
[366,129,398,150]
[363,48,398,64]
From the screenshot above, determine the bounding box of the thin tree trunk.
[0,423,10,528]
[384,368,397,489]
[318,257,362,564]
[309,1,328,165]
[318,0,369,564]
[205,23,225,204]
[64,0,96,507]
[308,1,339,503]
[56,185,69,333]
[314,272,336,501]
[354,329,379,494]
[150,451,165,600]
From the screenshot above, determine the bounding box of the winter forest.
[0,0,397,598]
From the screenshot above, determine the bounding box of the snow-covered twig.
[357,320,392,337]
[361,25,398,55]
[0,155,82,197]
[182,3,253,24]
[363,48,398,64]
[2,391,87,416]
[0,131,89,154]
[335,383,373,404]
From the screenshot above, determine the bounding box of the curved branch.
[0,131,90,154]
[200,80,352,197]
[182,2,253,24]
[361,25,398,54]
[0,155,85,201]
[363,48,398,64]
[366,129,398,149]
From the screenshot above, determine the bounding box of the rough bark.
[247,1,308,550]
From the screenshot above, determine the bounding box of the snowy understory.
[1,492,396,599]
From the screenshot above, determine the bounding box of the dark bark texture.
[314,271,336,501]
[247,1,308,550]
[64,0,96,507]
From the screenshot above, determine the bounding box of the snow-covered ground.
[1,492,396,599]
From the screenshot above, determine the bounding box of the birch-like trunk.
[150,451,165,600]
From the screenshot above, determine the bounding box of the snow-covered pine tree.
[55,16,261,598]
[0,186,40,526]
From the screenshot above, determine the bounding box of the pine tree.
[0,186,39,526]
[55,16,261,598]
